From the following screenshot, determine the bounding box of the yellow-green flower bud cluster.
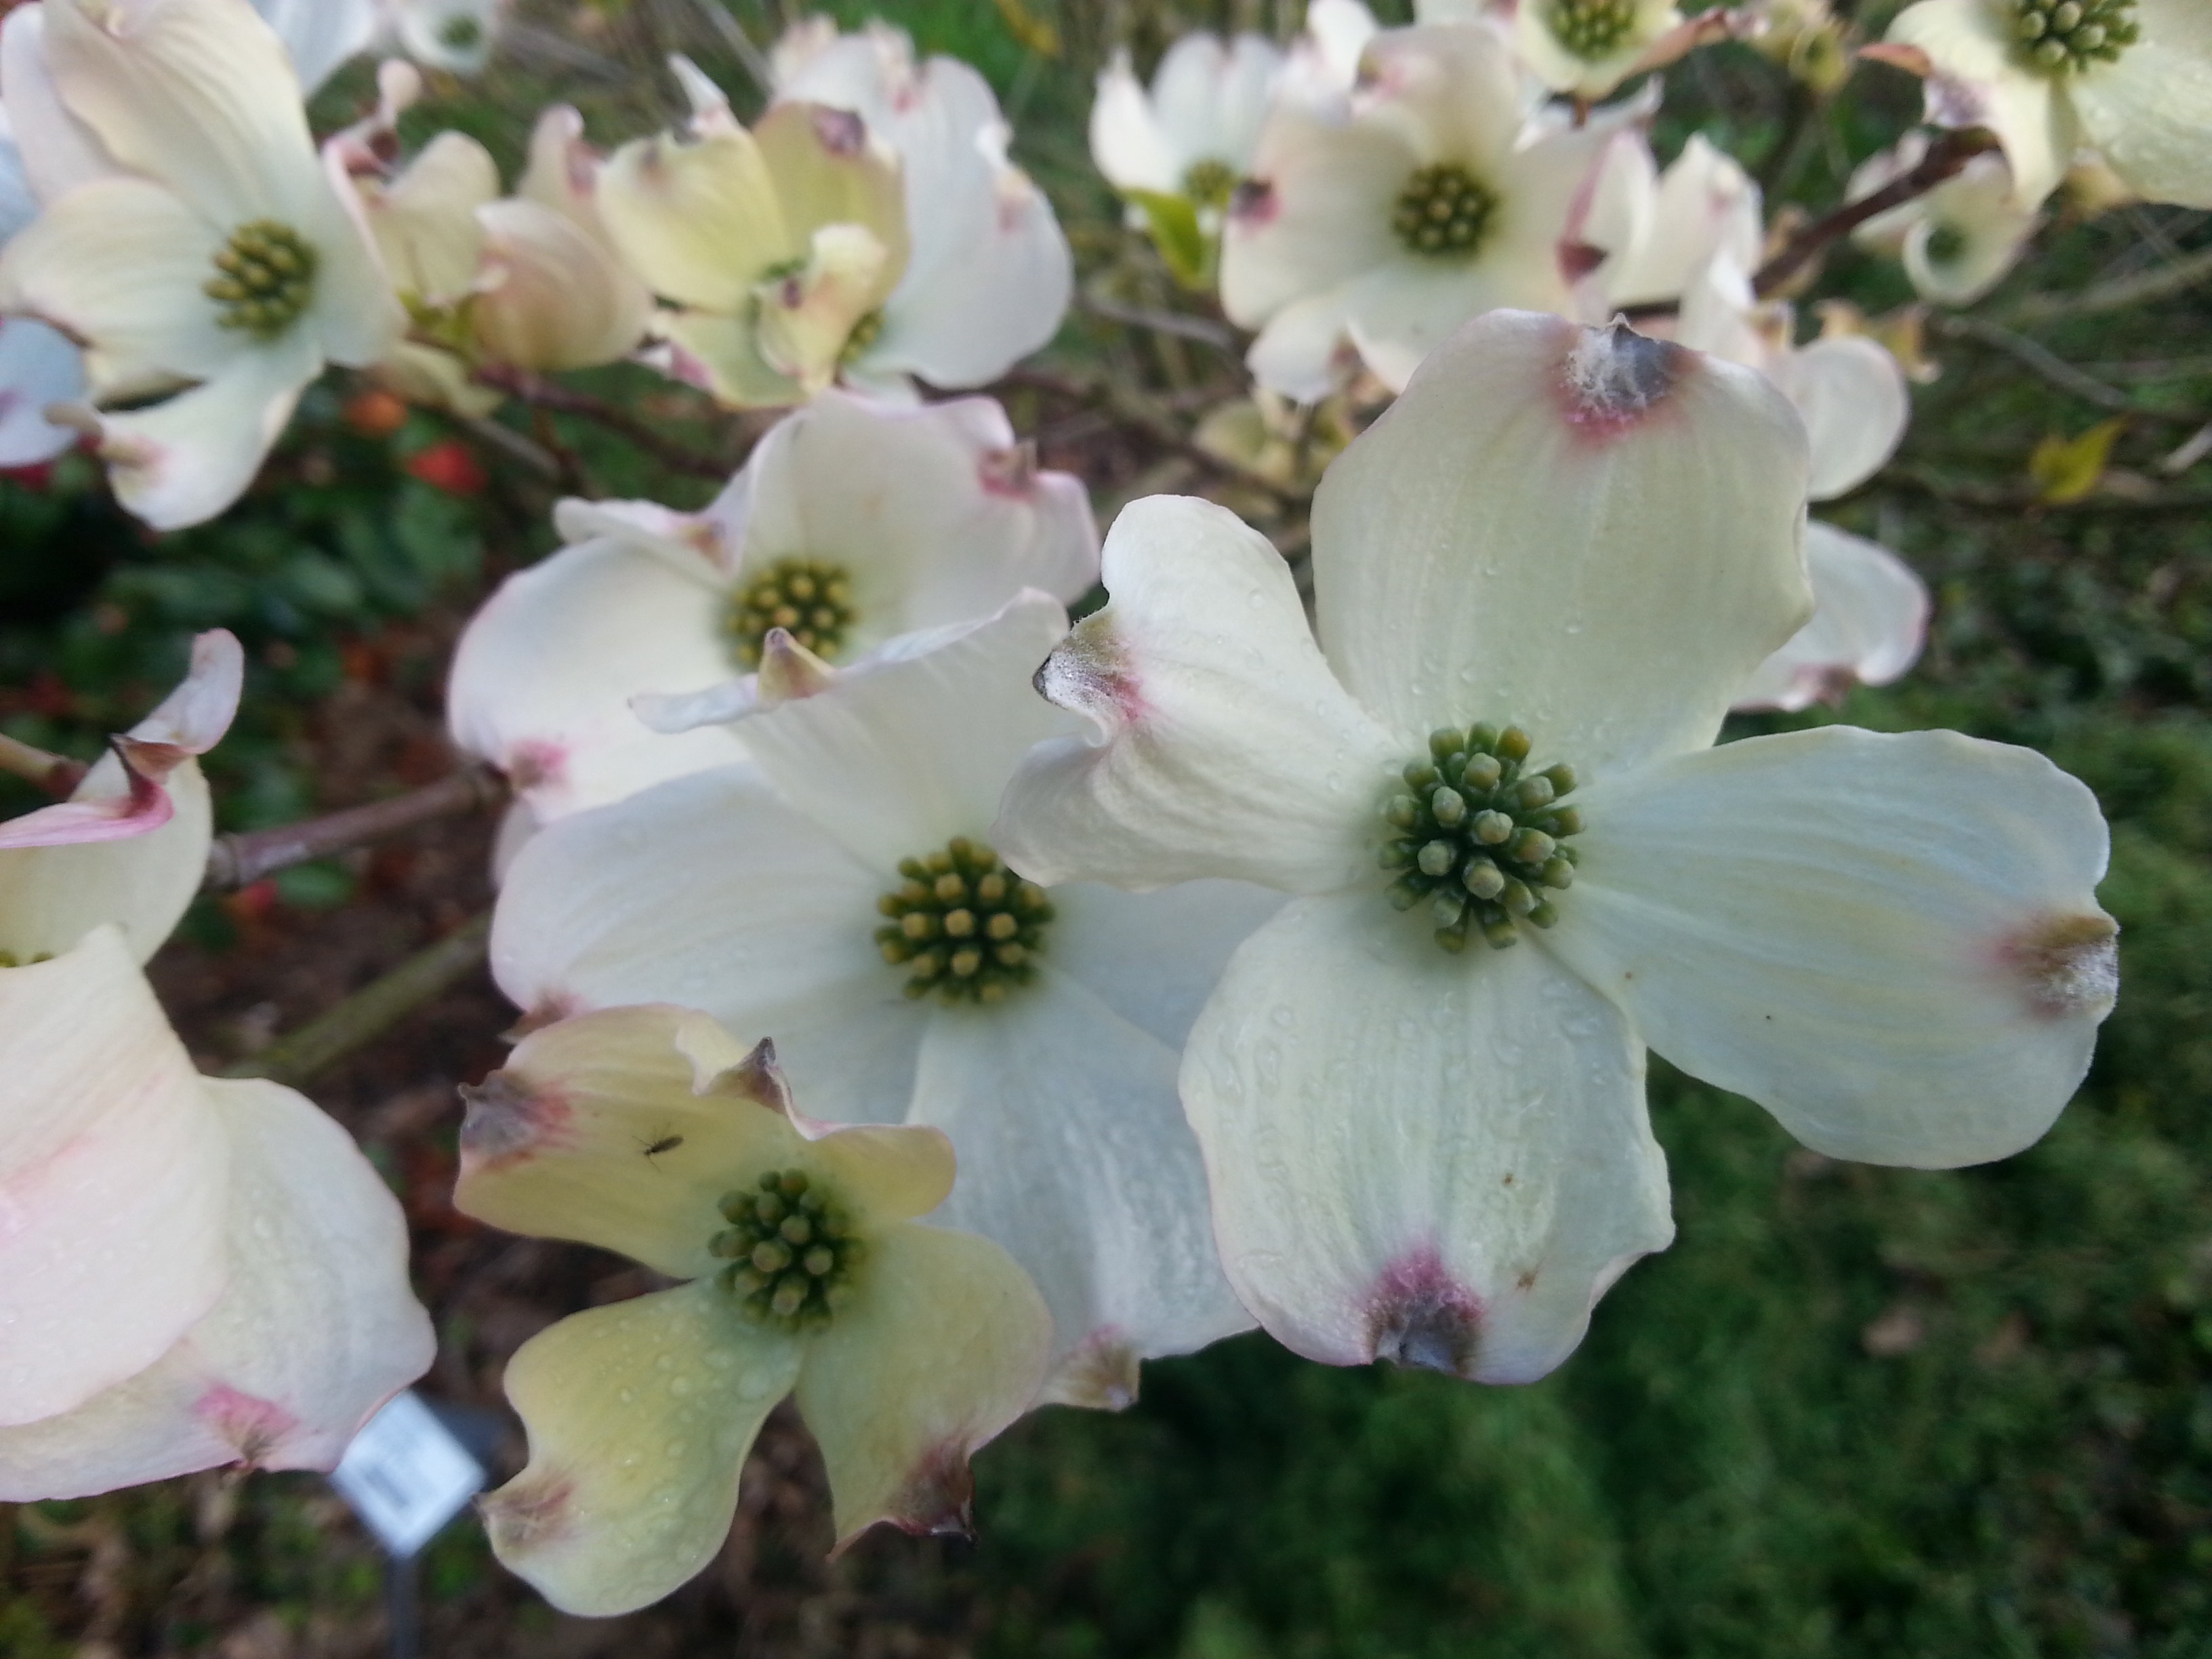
[1181,157,1240,211]
[1547,0,1641,60]
[724,558,857,668]
[1380,723,1582,954]
[204,220,319,340]
[875,836,1054,1004]
[1391,165,1499,260]
[2013,0,2137,73]
[710,1168,861,1330]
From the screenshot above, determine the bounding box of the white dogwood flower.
[1516,0,1681,98]
[1849,131,2041,304]
[0,0,402,528]
[490,598,1277,1410]
[598,63,907,408]
[1220,20,1614,400]
[1884,0,2212,208]
[775,20,1070,395]
[447,390,1097,823]
[338,101,651,408]
[996,312,2116,1384]
[0,632,432,1496]
[458,1009,1049,1615]
[384,0,504,76]
[1090,30,1283,258]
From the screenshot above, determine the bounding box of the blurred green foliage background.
[3,1,2209,1654]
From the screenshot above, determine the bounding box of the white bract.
[1849,131,2041,304]
[1675,250,1912,502]
[447,390,1098,823]
[457,1009,1050,1616]
[1884,0,2212,209]
[1732,520,1931,712]
[489,598,1276,1409]
[773,20,1071,397]
[1220,20,1614,401]
[0,632,433,1496]
[0,0,402,529]
[995,312,2117,1384]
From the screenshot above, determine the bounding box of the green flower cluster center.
[204,220,319,340]
[1391,164,1499,260]
[2013,0,2138,73]
[724,558,855,668]
[1380,722,1583,954]
[1547,0,1641,59]
[710,1168,862,1330]
[840,307,886,366]
[875,836,1054,1004]
[1182,157,1240,210]
[1923,222,1970,266]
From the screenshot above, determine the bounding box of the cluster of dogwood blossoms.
[1,0,2202,1622]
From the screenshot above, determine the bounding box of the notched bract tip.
[2001,912,2121,1021]
[458,1069,569,1170]
[1561,319,1686,431]
[1366,1250,1484,1378]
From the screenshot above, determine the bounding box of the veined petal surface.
[998,495,1397,894]
[735,594,1074,876]
[446,535,746,821]
[483,1283,802,1618]
[0,930,229,1427]
[1548,725,2116,1167]
[909,969,1252,1406]
[1182,893,1673,1383]
[1311,311,1811,777]
[0,175,232,392]
[794,1223,1049,1547]
[491,764,928,1126]
[0,1076,432,1499]
[90,329,319,530]
[44,0,328,226]
[2066,0,2212,209]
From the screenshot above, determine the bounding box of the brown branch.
[473,365,734,481]
[203,766,507,890]
[1752,128,1998,300]
[0,731,85,798]
[220,913,493,1088]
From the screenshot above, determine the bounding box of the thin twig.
[0,731,84,798]
[1931,314,2209,430]
[203,767,507,891]
[474,365,733,480]
[460,415,563,482]
[2003,243,2212,324]
[998,365,1311,507]
[685,0,775,95]
[1878,465,2212,514]
[220,914,493,1088]
[1081,290,1242,352]
[1753,128,1997,300]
